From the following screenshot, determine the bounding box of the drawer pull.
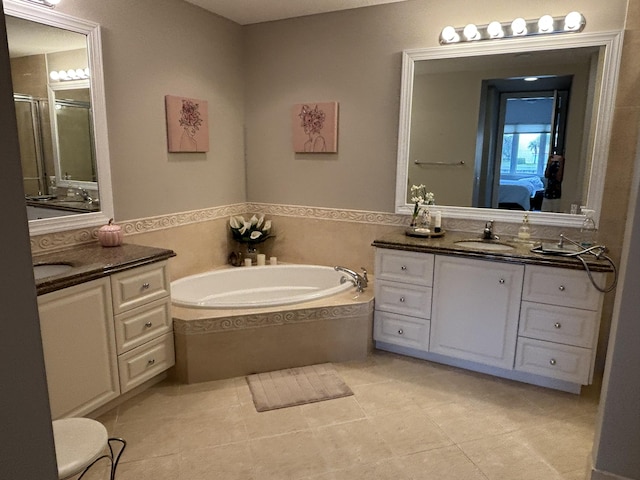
[145,322,153,328]
[147,358,156,366]
[554,322,562,329]
[499,278,505,284]
[401,266,407,271]
[558,285,565,291]
[398,329,404,335]
[399,297,405,303]
[549,358,557,366]
[142,282,151,290]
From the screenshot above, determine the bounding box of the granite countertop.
[372,229,614,273]
[26,198,101,213]
[33,243,176,295]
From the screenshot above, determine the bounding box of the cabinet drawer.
[522,265,604,310]
[375,279,432,319]
[519,301,598,348]
[118,332,175,393]
[375,249,434,286]
[374,311,430,350]
[114,297,172,354]
[111,261,170,314]
[515,337,592,384]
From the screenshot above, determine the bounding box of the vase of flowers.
[410,184,435,227]
[229,214,272,264]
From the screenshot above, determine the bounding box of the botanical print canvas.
[165,95,209,153]
[291,102,338,153]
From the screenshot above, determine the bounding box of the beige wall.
[55,0,246,220]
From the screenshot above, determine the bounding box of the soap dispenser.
[580,208,598,247]
[518,213,531,241]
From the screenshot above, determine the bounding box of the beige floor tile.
[235,376,254,405]
[300,396,366,428]
[242,403,310,439]
[178,405,247,450]
[180,442,255,480]
[115,382,182,424]
[116,454,181,480]
[177,378,240,417]
[249,430,328,480]
[111,416,183,463]
[459,432,565,480]
[328,457,412,480]
[399,445,489,480]
[370,410,453,456]
[400,374,462,408]
[315,418,394,471]
[562,467,591,480]
[351,380,421,416]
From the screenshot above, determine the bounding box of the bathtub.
[171,264,374,384]
[171,264,353,309]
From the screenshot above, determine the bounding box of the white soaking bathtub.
[171,264,353,309]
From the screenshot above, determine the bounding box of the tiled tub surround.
[173,287,374,383]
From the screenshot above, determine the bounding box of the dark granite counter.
[372,229,614,273]
[33,243,176,295]
[26,198,101,214]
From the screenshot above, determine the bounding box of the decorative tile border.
[173,301,374,335]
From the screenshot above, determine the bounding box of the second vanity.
[372,231,612,393]
[33,243,176,419]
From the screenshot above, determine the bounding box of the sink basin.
[33,263,73,280]
[454,240,515,252]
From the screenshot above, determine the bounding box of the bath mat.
[246,363,353,412]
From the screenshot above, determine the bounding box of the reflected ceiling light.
[20,0,60,8]
[49,67,90,82]
[524,77,539,82]
[439,12,586,45]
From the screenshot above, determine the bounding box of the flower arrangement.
[229,214,272,244]
[410,184,435,226]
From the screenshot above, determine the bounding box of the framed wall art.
[291,102,338,153]
[165,95,209,153]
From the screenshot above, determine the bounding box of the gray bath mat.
[246,363,353,412]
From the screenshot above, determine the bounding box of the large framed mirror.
[4,0,113,235]
[396,31,622,227]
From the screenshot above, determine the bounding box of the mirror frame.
[5,0,114,235]
[395,31,623,228]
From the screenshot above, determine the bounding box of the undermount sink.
[454,240,516,252]
[33,263,73,280]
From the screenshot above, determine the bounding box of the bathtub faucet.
[334,266,368,293]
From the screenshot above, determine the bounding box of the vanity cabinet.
[38,259,174,418]
[514,265,605,384]
[373,249,434,350]
[430,256,524,369]
[37,278,120,419]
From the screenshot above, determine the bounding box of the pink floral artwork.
[165,95,209,153]
[291,102,338,153]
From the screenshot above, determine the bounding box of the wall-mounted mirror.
[396,32,622,227]
[4,0,113,235]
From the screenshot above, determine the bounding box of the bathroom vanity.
[33,243,175,419]
[372,231,612,393]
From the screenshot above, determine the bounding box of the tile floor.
[88,351,600,480]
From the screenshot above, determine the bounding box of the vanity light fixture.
[20,0,60,8]
[49,68,90,81]
[439,12,586,45]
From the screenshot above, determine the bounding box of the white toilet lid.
[52,418,108,479]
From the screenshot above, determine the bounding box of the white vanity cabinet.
[514,265,605,384]
[373,249,434,350]
[111,261,174,393]
[37,278,120,419]
[37,259,174,418]
[430,256,524,369]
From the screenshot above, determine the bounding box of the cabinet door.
[430,256,524,369]
[38,278,120,419]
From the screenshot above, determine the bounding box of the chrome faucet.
[79,188,93,203]
[482,220,499,240]
[334,266,368,292]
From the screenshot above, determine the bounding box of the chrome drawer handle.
[399,297,405,303]
[145,322,153,328]
[499,278,505,284]
[147,359,155,366]
[549,358,557,366]
[401,266,407,271]
[558,285,565,291]
[142,282,151,290]
[398,329,404,335]
[554,322,562,329]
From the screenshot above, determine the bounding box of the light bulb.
[84,68,90,77]
[487,21,504,38]
[511,17,527,36]
[538,15,554,33]
[58,70,69,80]
[463,23,480,41]
[76,68,86,78]
[48,0,61,4]
[49,71,59,81]
[440,26,459,43]
[564,11,584,31]
[67,69,77,78]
